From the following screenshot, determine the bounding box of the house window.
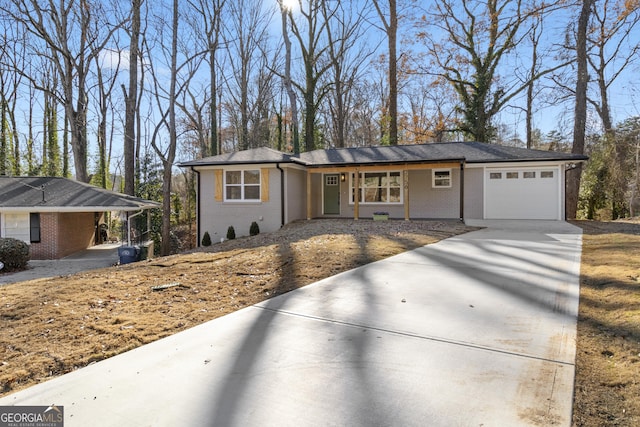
[432,169,452,188]
[30,213,41,243]
[350,171,402,204]
[506,172,519,179]
[523,171,536,179]
[541,171,554,178]
[225,169,260,201]
[326,175,338,186]
[489,172,502,179]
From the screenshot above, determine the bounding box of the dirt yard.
[1,218,639,426]
[571,219,640,427]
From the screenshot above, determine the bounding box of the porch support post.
[404,169,410,220]
[306,170,312,220]
[354,168,359,220]
[459,161,465,221]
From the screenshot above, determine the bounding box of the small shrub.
[226,226,236,240]
[250,221,260,236]
[0,238,30,272]
[201,231,212,247]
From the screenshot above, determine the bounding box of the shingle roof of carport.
[0,176,160,212]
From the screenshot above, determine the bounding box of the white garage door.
[485,168,560,220]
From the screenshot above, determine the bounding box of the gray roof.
[0,177,161,212]
[179,142,588,168]
[180,147,294,167]
[299,142,588,166]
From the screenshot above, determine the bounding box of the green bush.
[0,238,30,272]
[249,221,260,236]
[201,231,212,247]
[226,226,236,240]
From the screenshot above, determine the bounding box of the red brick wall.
[57,212,95,258]
[30,212,97,260]
[30,213,58,260]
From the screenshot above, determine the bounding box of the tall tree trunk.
[567,0,593,219]
[209,48,218,156]
[161,0,179,256]
[124,0,141,195]
[373,0,398,145]
[387,0,397,145]
[281,5,299,154]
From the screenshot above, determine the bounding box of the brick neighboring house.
[0,177,159,260]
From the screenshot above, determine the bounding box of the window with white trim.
[225,169,260,201]
[432,169,452,188]
[350,171,402,204]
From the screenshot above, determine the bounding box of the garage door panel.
[485,169,559,220]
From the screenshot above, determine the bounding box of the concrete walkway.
[0,244,120,286]
[0,221,583,426]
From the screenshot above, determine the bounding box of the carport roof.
[0,176,161,212]
[179,141,588,168]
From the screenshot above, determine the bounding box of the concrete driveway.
[0,220,582,426]
[0,244,120,286]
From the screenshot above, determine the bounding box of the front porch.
[305,161,465,221]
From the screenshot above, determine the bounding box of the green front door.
[323,174,340,215]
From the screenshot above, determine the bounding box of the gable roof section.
[0,177,161,212]
[179,142,588,168]
[180,146,294,167]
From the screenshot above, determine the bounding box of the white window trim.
[432,168,452,188]
[349,171,403,205]
[223,169,261,202]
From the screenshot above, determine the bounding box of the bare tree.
[286,0,339,152]
[587,0,640,134]
[146,0,199,255]
[372,0,398,145]
[224,0,274,150]
[123,0,142,195]
[324,1,372,148]
[416,0,569,143]
[93,46,122,188]
[189,0,225,157]
[566,0,593,219]
[279,0,300,153]
[0,20,25,175]
[3,0,121,182]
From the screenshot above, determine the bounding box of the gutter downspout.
[191,167,201,246]
[276,163,285,227]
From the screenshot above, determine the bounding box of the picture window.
[350,171,402,204]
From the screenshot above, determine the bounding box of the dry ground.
[571,219,640,427]
[1,218,639,426]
